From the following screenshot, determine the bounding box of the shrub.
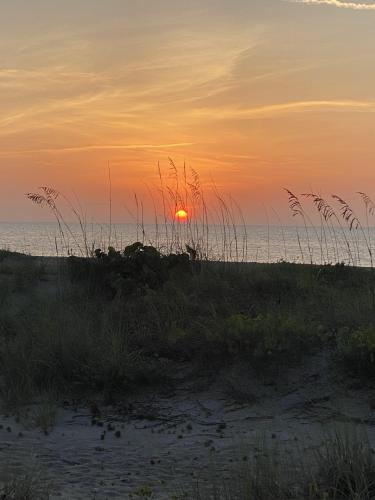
[213,312,316,361]
[68,242,192,297]
[337,325,375,375]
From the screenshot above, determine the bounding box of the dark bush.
[68,242,192,297]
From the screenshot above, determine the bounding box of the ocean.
[0,221,374,267]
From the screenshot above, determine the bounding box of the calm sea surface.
[1,221,374,267]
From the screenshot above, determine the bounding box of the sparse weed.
[0,469,50,499]
[180,428,375,500]
[33,396,57,434]
[309,427,375,499]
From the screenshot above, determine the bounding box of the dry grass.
[0,468,50,500]
[178,427,375,500]
[310,427,375,499]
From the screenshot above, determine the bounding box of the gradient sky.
[1,0,375,223]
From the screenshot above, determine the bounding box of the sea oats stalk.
[27,187,89,257]
[302,193,354,265]
[358,192,375,265]
[333,195,373,267]
[285,189,313,264]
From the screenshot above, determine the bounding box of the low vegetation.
[178,427,375,500]
[1,241,375,496]
[1,246,375,406]
[2,427,373,499]
[0,469,50,500]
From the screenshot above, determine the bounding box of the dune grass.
[0,467,50,500]
[175,427,375,500]
[23,160,375,268]
[1,246,375,406]
[4,164,375,402]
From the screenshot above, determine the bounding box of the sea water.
[0,221,374,267]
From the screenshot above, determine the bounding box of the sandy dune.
[1,351,375,499]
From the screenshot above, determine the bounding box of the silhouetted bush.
[68,242,192,297]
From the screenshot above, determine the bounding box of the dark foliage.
[2,249,375,402]
[68,242,193,297]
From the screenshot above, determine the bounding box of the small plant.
[218,312,314,361]
[33,397,57,434]
[183,441,291,499]
[337,326,375,375]
[310,427,375,499]
[129,485,155,498]
[0,470,50,499]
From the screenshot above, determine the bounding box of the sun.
[175,209,188,221]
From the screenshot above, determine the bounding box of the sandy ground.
[1,351,375,499]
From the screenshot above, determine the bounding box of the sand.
[1,350,375,499]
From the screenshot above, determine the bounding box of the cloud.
[0,143,193,158]
[191,100,375,120]
[288,0,375,10]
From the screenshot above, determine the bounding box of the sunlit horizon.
[1,0,375,224]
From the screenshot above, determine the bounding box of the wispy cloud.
[288,0,375,10]
[191,100,375,120]
[0,143,193,158]
[28,143,194,153]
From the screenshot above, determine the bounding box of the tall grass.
[25,160,375,266]
[26,187,91,258]
[285,190,375,267]
[27,161,248,263]
[301,193,354,266]
[285,189,315,263]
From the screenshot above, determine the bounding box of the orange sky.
[1,0,375,224]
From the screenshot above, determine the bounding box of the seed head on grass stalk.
[358,192,375,263]
[302,193,335,222]
[285,189,304,218]
[358,192,375,216]
[187,167,212,261]
[332,194,373,267]
[187,168,203,254]
[284,189,313,264]
[302,193,354,265]
[27,187,88,257]
[332,195,360,231]
[158,161,171,251]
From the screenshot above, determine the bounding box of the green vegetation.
[1,247,375,406]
